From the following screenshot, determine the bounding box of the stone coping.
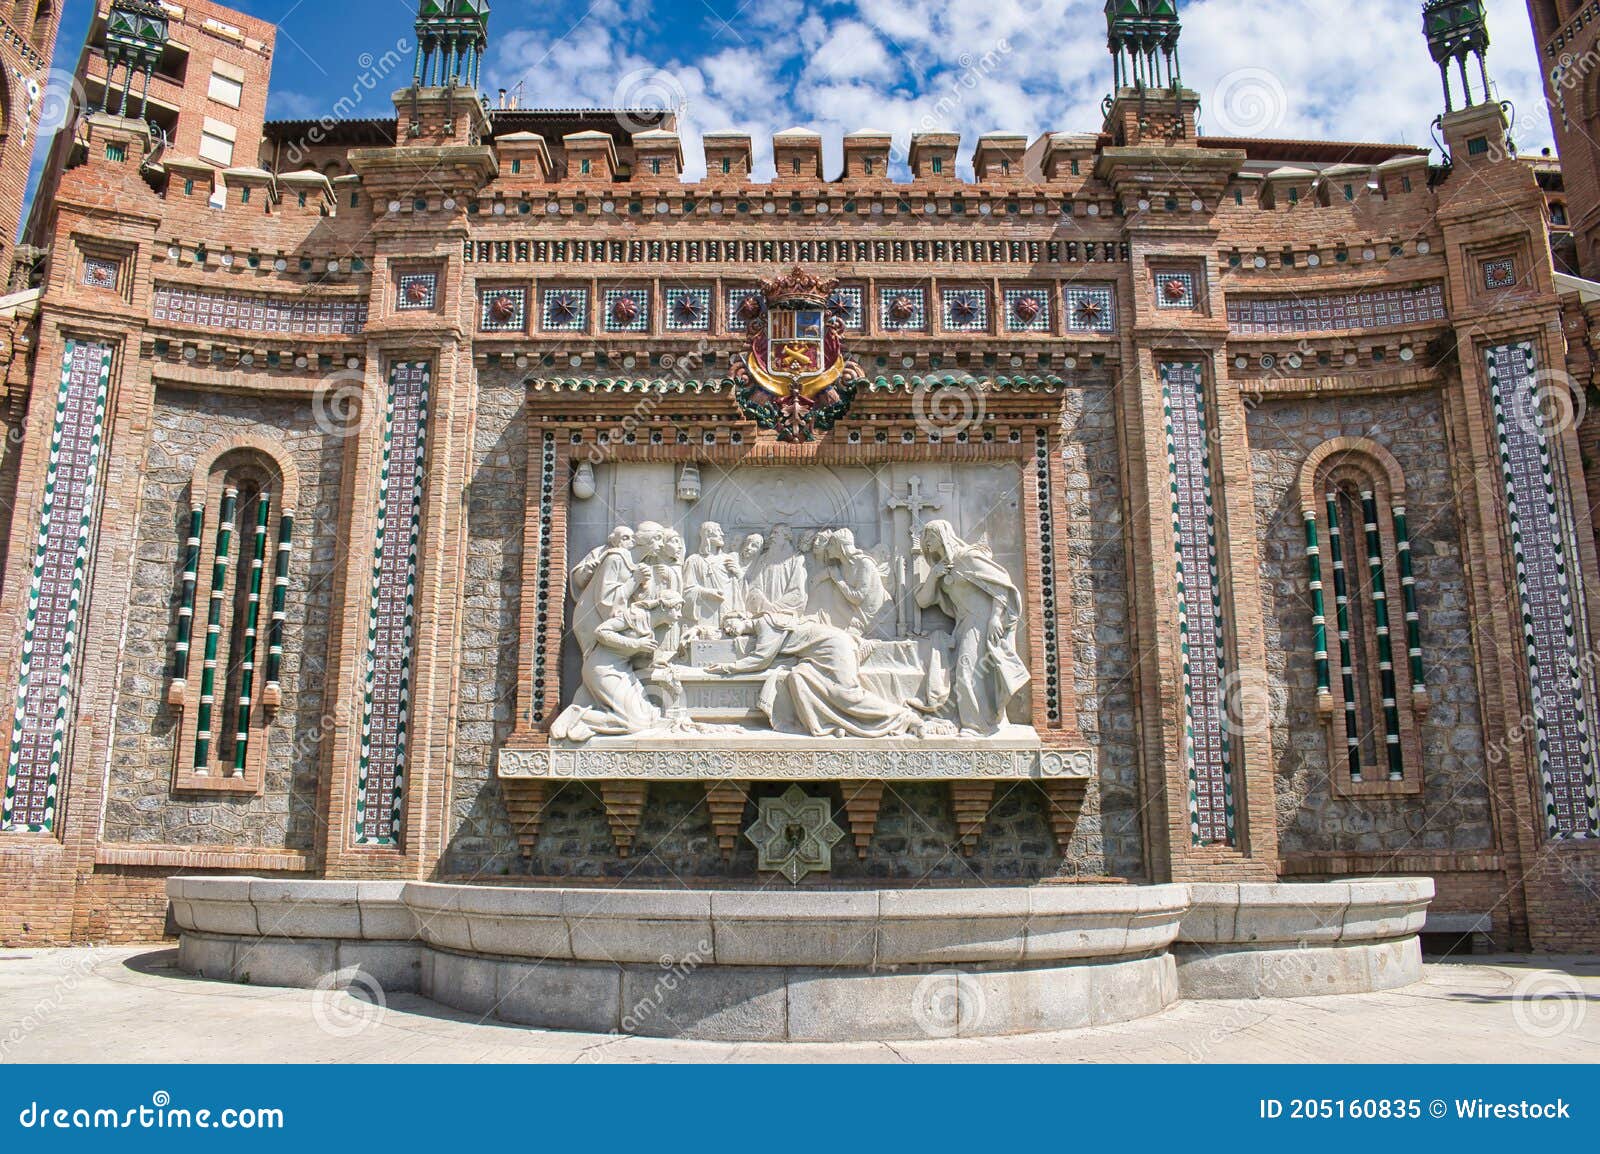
[171,877,1190,966]
[169,877,1431,966]
[169,878,1432,1038]
[1177,879,1434,946]
[498,738,1094,781]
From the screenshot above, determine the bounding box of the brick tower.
[1528,0,1600,275]
[24,1,274,265]
[0,0,65,283]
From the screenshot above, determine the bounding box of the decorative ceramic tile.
[604,288,650,332]
[1226,282,1447,335]
[1065,285,1116,333]
[4,341,112,833]
[1485,342,1599,838]
[541,287,588,331]
[665,287,712,331]
[828,286,864,331]
[1482,257,1517,291]
[1160,361,1234,846]
[727,287,763,329]
[355,361,431,846]
[396,272,438,311]
[151,286,368,335]
[941,288,989,331]
[879,287,927,331]
[1154,270,1197,309]
[1005,287,1051,332]
[478,286,528,332]
[530,433,556,724]
[1035,432,1061,725]
[82,257,119,291]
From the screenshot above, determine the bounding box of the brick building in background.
[24,0,273,252]
[1530,0,1600,275]
[0,0,64,283]
[0,0,1597,953]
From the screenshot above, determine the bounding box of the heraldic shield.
[731,266,865,442]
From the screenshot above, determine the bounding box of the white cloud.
[483,0,1556,181]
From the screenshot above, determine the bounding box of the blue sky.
[32,0,1556,192]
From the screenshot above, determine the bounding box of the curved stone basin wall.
[168,877,1431,1042]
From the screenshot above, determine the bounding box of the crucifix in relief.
[886,476,950,634]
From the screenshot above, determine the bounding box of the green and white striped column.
[193,486,237,772]
[1325,491,1362,782]
[230,494,270,774]
[1302,505,1331,703]
[264,510,294,695]
[170,503,205,691]
[1361,490,1405,781]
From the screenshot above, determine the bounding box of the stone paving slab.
[1,947,1597,1063]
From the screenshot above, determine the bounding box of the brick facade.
[1,5,1598,951]
[25,1,274,254]
[0,0,63,283]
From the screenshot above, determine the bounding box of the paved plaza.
[1,947,1595,1063]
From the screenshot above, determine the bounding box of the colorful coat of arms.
[731,267,864,442]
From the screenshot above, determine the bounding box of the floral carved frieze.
[497,744,1095,780]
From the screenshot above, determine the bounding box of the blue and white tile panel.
[1485,342,1599,839]
[1160,361,1235,846]
[152,286,368,335]
[4,341,112,833]
[1226,282,1447,336]
[354,362,431,846]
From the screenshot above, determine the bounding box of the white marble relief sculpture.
[552,592,685,743]
[708,613,942,738]
[746,523,809,620]
[809,528,890,635]
[683,522,739,640]
[915,519,1031,735]
[554,463,1037,746]
[570,525,639,654]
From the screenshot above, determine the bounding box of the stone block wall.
[442,369,528,875]
[470,780,1062,883]
[1060,383,1143,878]
[102,388,344,851]
[1248,389,1492,856]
